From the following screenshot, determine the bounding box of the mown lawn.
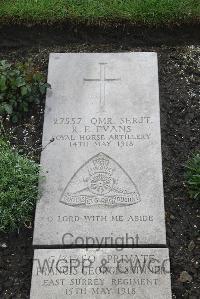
[0,0,199,25]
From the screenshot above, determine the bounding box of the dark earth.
[0,24,199,299]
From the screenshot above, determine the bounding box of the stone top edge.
[49,52,157,57]
[33,248,169,252]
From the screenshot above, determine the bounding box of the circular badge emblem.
[89,173,113,195]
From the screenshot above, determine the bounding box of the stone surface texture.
[33,53,166,246]
[30,248,172,299]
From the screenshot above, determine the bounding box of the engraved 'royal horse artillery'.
[60,153,140,208]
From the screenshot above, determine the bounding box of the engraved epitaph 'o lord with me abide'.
[30,53,172,299]
[33,53,167,247]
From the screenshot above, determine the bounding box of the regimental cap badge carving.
[60,152,140,208]
[88,154,113,196]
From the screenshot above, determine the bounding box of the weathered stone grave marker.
[31,53,172,298]
[33,53,166,246]
[30,248,172,298]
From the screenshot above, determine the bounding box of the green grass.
[0,0,199,26]
[185,152,200,200]
[0,139,40,232]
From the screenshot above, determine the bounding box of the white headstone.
[33,53,166,246]
[30,248,172,298]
